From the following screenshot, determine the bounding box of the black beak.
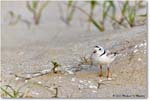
[93,50,97,53]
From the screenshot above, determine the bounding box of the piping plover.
[91,46,117,80]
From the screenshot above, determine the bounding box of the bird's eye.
[95,46,99,48]
[99,48,101,50]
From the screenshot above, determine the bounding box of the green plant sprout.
[51,61,61,73]
[0,85,30,98]
[26,1,49,25]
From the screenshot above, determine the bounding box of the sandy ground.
[1,1,147,98]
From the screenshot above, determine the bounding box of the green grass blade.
[109,1,116,19]
[128,6,136,26]
[122,1,129,16]
[26,1,35,13]
[32,1,38,9]
[35,1,49,24]
[66,1,76,24]
[90,0,98,10]
[68,0,73,8]
[0,87,14,98]
[90,18,104,31]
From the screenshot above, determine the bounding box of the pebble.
[83,82,89,86]
[38,81,42,84]
[41,69,51,74]
[58,76,62,79]
[25,80,28,83]
[134,45,138,48]
[88,81,92,83]
[133,49,138,53]
[107,78,112,80]
[79,90,82,92]
[27,74,31,78]
[71,78,76,82]
[99,79,103,82]
[32,92,39,95]
[78,85,84,89]
[79,80,84,83]
[138,58,142,61]
[139,43,144,47]
[89,85,97,89]
[33,73,41,77]
[35,92,39,95]
[92,90,97,93]
[15,77,20,81]
[67,71,74,74]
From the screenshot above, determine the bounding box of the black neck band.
[100,50,106,56]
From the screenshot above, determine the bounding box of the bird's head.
[93,45,105,55]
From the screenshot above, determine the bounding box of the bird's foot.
[106,71,112,80]
[107,77,112,80]
[99,72,103,77]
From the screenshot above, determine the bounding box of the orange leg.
[106,67,112,78]
[99,65,103,77]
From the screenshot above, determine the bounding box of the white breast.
[99,54,115,64]
[92,54,115,65]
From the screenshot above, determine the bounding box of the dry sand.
[1,1,147,98]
